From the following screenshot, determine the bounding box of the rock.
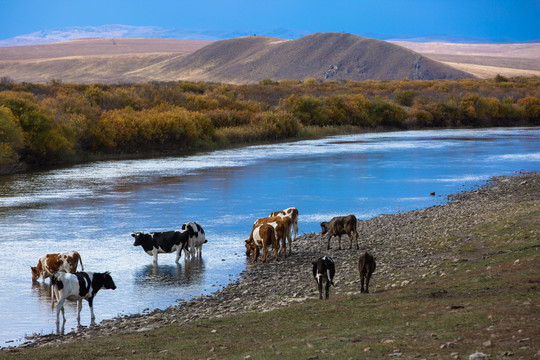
[469,352,487,360]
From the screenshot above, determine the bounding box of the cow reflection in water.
[135,257,205,287]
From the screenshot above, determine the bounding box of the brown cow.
[31,251,84,282]
[269,207,299,253]
[358,252,376,293]
[246,216,292,258]
[320,214,359,250]
[245,223,279,262]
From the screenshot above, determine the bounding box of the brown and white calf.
[245,223,279,263]
[246,216,292,258]
[312,256,335,299]
[31,251,84,282]
[270,207,299,253]
[320,214,359,250]
[358,252,376,293]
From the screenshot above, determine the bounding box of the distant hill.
[167,33,473,83]
[0,33,483,84]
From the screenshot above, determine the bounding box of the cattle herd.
[30,207,376,331]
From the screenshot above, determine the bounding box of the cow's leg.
[152,248,158,265]
[365,272,372,294]
[327,235,332,250]
[88,297,96,325]
[253,247,259,262]
[360,272,366,293]
[288,230,293,256]
[337,235,342,250]
[325,279,331,299]
[354,229,359,250]
[262,244,268,263]
[56,297,66,326]
[175,245,182,263]
[317,278,323,300]
[76,299,83,326]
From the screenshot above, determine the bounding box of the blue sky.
[0,0,539,44]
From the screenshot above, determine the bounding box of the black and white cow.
[181,222,207,259]
[312,256,335,300]
[132,224,197,264]
[51,271,116,331]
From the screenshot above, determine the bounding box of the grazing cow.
[245,223,279,263]
[51,271,116,331]
[132,225,197,265]
[358,252,376,293]
[312,256,335,299]
[320,214,359,250]
[31,251,84,282]
[182,222,207,259]
[270,207,299,253]
[246,216,291,258]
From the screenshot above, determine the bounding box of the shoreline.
[4,170,538,351]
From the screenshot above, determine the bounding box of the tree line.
[0,76,538,173]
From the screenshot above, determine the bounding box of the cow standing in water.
[312,256,335,299]
[31,251,84,282]
[132,224,197,265]
[182,222,207,259]
[51,271,116,333]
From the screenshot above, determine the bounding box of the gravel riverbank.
[8,171,540,350]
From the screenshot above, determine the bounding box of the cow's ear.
[131,233,136,237]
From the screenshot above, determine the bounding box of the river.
[0,127,539,347]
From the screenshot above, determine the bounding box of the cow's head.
[30,266,40,281]
[98,271,117,290]
[131,232,147,246]
[182,223,198,238]
[244,239,256,256]
[320,222,329,235]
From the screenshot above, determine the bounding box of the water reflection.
[31,281,52,302]
[134,257,206,287]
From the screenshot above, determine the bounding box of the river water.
[0,127,539,347]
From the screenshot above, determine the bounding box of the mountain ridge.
[0,32,483,84]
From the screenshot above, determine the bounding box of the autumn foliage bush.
[0,76,538,170]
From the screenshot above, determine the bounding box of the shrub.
[0,106,24,164]
[394,89,419,107]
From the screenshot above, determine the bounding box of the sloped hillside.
[170,33,474,82]
[0,33,474,84]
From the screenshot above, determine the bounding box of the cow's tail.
[79,255,84,271]
[327,269,335,286]
[50,274,57,311]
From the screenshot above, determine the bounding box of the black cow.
[132,224,197,265]
[358,252,376,293]
[312,256,335,299]
[51,271,116,332]
[320,214,359,250]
